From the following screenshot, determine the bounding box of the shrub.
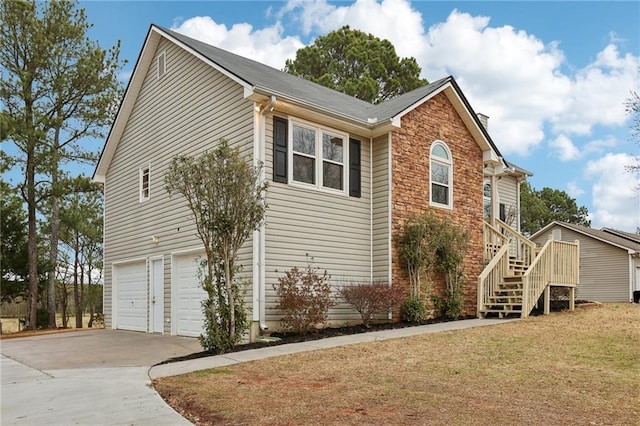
[273,258,335,334]
[339,282,405,327]
[432,271,465,319]
[401,296,427,323]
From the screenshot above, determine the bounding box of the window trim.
[429,140,453,209]
[157,50,167,79]
[139,164,151,202]
[288,118,349,195]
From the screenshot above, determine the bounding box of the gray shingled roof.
[556,222,640,252]
[158,25,504,160]
[161,26,451,124]
[602,227,640,244]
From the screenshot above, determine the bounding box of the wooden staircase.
[479,258,525,318]
[478,220,579,319]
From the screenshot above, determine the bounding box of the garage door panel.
[114,262,147,332]
[174,255,207,337]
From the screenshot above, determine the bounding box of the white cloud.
[585,153,640,231]
[549,134,581,161]
[171,16,304,69]
[566,181,585,198]
[584,135,617,155]
[552,44,640,135]
[279,0,427,60]
[419,10,573,155]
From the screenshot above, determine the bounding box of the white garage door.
[114,261,147,332]
[174,254,207,337]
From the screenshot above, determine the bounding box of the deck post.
[569,287,575,311]
[543,285,550,315]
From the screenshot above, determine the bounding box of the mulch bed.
[156,315,475,365]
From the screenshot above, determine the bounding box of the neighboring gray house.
[94,25,533,339]
[531,222,640,303]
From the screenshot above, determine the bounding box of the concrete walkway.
[1,330,201,426]
[150,317,515,379]
[1,356,191,425]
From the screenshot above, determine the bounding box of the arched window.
[430,141,452,208]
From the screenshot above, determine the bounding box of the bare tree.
[626,90,640,193]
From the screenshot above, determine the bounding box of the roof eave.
[249,87,389,137]
[531,221,640,252]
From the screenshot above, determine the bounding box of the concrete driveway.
[1,329,202,425]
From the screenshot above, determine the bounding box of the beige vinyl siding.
[263,114,372,324]
[103,38,254,331]
[497,174,518,227]
[372,134,390,281]
[532,226,631,302]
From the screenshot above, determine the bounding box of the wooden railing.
[483,221,507,264]
[521,238,579,318]
[494,219,536,267]
[477,243,509,317]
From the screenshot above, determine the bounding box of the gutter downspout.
[258,95,276,331]
[629,251,636,303]
[370,136,373,283]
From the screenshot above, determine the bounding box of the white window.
[290,120,347,193]
[157,51,166,79]
[429,140,452,209]
[483,180,492,218]
[139,165,150,202]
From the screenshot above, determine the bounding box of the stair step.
[484,302,522,307]
[481,309,523,314]
[498,285,522,291]
[503,275,523,282]
[494,292,523,298]
[480,310,522,319]
[486,296,522,305]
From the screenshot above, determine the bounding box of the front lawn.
[154,303,639,425]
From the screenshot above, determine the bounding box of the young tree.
[165,139,268,352]
[284,26,428,104]
[0,0,124,328]
[520,182,591,235]
[396,212,439,298]
[430,218,469,319]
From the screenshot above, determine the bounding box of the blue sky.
[37,1,640,230]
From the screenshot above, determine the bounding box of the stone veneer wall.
[391,92,484,315]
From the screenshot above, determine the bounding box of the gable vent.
[157,51,166,79]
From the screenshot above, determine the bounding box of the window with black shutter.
[273,116,357,196]
[273,116,288,183]
[349,139,361,198]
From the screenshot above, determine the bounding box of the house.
[531,222,640,303]
[94,24,552,339]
